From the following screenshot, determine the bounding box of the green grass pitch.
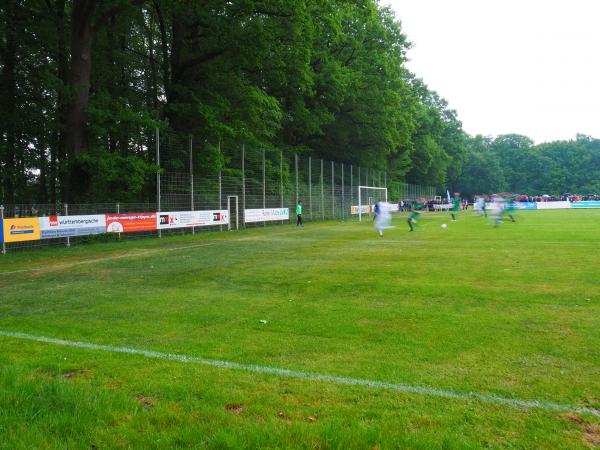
[0,209,599,449]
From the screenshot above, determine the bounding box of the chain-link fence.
[0,129,435,253]
[157,129,436,224]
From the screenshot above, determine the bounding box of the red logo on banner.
[49,216,59,227]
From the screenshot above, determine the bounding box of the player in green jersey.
[451,192,462,221]
[502,195,517,223]
[295,200,303,227]
[408,196,427,231]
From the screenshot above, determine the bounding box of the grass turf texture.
[0,209,599,449]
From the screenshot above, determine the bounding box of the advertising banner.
[512,202,537,210]
[106,213,157,233]
[571,201,600,208]
[433,203,452,211]
[39,215,106,239]
[351,205,371,215]
[3,218,41,243]
[536,201,570,210]
[244,208,289,223]
[157,210,228,229]
[0,219,3,244]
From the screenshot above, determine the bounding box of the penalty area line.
[0,329,598,417]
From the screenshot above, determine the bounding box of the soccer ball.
[441,223,447,229]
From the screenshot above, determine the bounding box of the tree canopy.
[0,0,597,204]
[0,0,468,203]
[456,134,600,198]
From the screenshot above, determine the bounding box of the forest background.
[1,0,598,204]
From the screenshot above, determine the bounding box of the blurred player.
[373,201,392,237]
[373,201,380,222]
[451,192,461,221]
[407,197,426,231]
[475,196,487,217]
[492,194,516,227]
[503,194,517,223]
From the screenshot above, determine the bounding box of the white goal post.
[357,185,388,222]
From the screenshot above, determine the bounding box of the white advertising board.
[536,201,571,209]
[39,215,106,239]
[156,210,229,229]
[244,208,289,223]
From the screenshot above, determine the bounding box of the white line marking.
[1,330,598,417]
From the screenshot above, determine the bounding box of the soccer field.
[0,209,599,449]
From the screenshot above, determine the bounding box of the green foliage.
[457,134,600,197]
[72,150,157,202]
[0,0,471,204]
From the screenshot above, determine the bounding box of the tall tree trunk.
[63,0,96,201]
[52,0,68,205]
[0,1,18,204]
[62,0,144,200]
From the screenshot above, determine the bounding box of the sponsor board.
[0,219,3,244]
[433,203,452,211]
[106,213,157,233]
[244,208,289,223]
[511,202,537,210]
[157,210,229,229]
[571,201,600,208]
[3,218,41,243]
[536,201,570,210]
[486,202,537,211]
[351,205,372,215]
[39,214,106,239]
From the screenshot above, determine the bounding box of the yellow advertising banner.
[3,218,41,243]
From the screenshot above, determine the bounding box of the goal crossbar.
[358,185,388,222]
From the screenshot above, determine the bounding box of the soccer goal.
[357,186,388,222]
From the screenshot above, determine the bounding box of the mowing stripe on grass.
[0,242,222,276]
[1,329,598,417]
[0,225,337,276]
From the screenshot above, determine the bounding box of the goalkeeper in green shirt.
[295,200,303,227]
[408,197,427,231]
[451,192,462,221]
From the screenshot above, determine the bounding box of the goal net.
[355,186,388,222]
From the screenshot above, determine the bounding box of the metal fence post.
[189,134,195,235]
[242,144,245,227]
[295,154,299,204]
[1,205,5,254]
[321,159,324,220]
[331,161,335,219]
[219,170,223,232]
[64,203,70,247]
[262,148,266,227]
[156,127,161,238]
[280,152,284,225]
[308,156,312,220]
[350,165,353,209]
[341,163,344,219]
[116,203,121,240]
[219,138,223,232]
